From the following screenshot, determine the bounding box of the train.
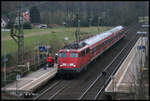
[57,26,125,73]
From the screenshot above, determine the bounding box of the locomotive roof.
[81,26,123,46]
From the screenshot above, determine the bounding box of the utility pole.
[97,16,101,33]
[75,8,80,44]
[3,26,8,87]
[18,2,24,66]
[88,17,92,27]
[10,2,24,68]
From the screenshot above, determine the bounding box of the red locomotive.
[58,26,125,73]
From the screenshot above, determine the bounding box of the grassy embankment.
[1,26,112,57]
[1,26,113,85]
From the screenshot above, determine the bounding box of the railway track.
[78,27,140,100]
[32,24,141,100]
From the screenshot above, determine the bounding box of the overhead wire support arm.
[10,35,18,43]
[10,27,18,43]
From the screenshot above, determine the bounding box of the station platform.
[2,64,58,96]
[105,37,148,98]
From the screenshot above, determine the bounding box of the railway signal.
[39,46,47,52]
[137,45,146,50]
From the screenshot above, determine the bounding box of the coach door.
[91,47,96,57]
[81,49,86,66]
[81,48,90,66]
[85,48,90,62]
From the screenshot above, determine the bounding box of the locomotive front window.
[70,53,78,58]
[59,52,67,58]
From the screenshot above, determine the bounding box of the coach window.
[70,53,78,58]
[107,39,109,44]
[86,48,90,54]
[110,37,112,42]
[81,50,86,56]
[91,48,94,54]
[94,47,96,52]
[108,38,111,43]
[99,44,102,49]
[97,44,100,50]
[101,43,103,47]
[93,47,96,55]
[59,52,67,58]
[105,40,108,44]
[96,45,99,50]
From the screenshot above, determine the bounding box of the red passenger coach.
[58,26,125,73]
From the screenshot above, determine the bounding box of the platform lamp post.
[62,21,66,41]
[77,19,80,43]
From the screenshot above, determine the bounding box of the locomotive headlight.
[70,63,76,67]
[62,63,67,66]
[70,63,74,66]
[60,63,66,66]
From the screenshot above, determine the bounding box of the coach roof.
[81,26,123,46]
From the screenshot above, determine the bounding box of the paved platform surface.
[105,37,147,93]
[2,64,58,93]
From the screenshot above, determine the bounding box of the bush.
[23,22,32,29]
[6,22,32,29]
[6,21,14,29]
[1,53,12,67]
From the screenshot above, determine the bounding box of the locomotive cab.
[58,50,81,73]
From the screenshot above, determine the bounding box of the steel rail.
[78,38,128,99]
[48,86,66,100]
[93,32,139,100]
[33,81,61,100]
[47,78,78,100]
[78,25,139,100]
[34,78,74,100]
[78,73,103,99]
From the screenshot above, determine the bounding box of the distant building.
[15,16,26,25]
[1,16,9,28]
[15,10,30,25]
[23,10,30,22]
